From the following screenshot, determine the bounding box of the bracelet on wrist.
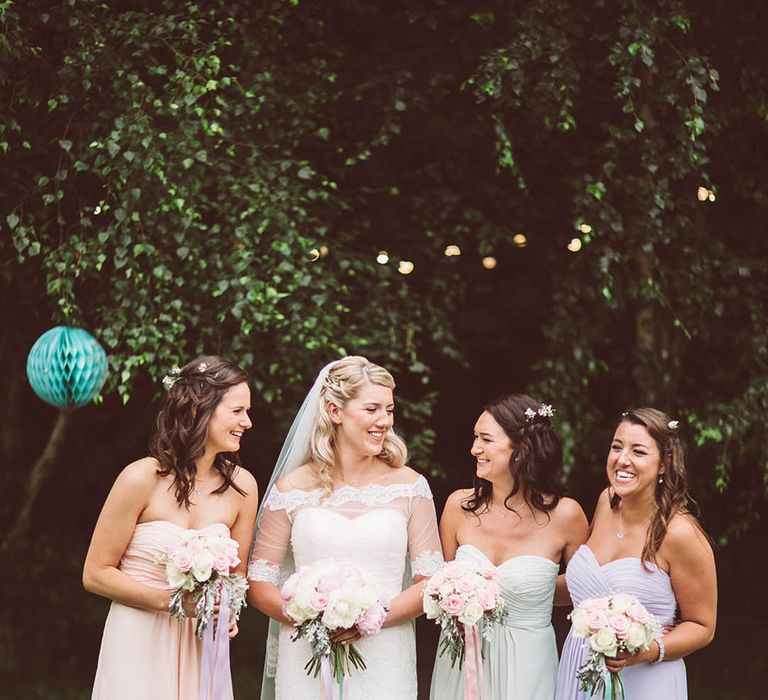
[651,635,665,665]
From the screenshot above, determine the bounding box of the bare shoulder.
[397,465,428,484]
[115,457,161,491]
[276,463,320,491]
[443,488,473,514]
[664,512,713,555]
[232,465,258,493]
[551,496,587,524]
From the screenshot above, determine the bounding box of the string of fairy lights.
[306,186,714,273]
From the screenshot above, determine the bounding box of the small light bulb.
[444,244,461,257]
[708,192,716,202]
[482,256,497,270]
[319,245,329,257]
[578,223,592,234]
[309,248,320,262]
[398,260,414,275]
[376,251,389,264]
[567,238,582,253]
[697,186,709,202]
[512,234,527,247]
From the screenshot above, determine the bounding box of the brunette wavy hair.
[463,393,565,518]
[149,355,249,507]
[610,407,702,564]
[308,356,407,495]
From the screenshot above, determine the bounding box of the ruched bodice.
[430,544,559,699]
[556,545,687,699]
[92,520,233,700]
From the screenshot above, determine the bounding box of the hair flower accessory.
[668,420,679,430]
[162,366,182,391]
[197,362,208,373]
[525,404,555,422]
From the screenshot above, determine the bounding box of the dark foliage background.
[1,1,766,697]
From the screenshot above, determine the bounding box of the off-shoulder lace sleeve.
[248,488,295,583]
[407,476,443,577]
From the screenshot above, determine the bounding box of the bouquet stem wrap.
[462,624,484,700]
[319,647,351,700]
[198,587,232,700]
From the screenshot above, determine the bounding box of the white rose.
[626,622,649,651]
[166,563,190,590]
[423,594,443,620]
[610,593,636,615]
[590,627,618,656]
[458,600,484,626]
[285,600,312,624]
[570,608,590,638]
[292,578,317,612]
[439,581,455,598]
[323,593,359,630]
[192,550,215,582]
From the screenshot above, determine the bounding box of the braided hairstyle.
[149,355,249,507]
[463,393,565,517]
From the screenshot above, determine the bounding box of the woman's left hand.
[604,644,656,673]
[330,626,362,645]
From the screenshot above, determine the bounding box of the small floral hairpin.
[668,420,679,430]
[197,362,208,372]
[525,404,555,421]
[162,366,182,391]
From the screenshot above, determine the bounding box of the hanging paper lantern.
[26,326,108,409]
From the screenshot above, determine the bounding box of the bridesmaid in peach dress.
[83,356,259,700]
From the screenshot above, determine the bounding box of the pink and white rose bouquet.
[422,559,508,667]
[570,592,661,699]
[159,529,248,637]
[281,560,387,684]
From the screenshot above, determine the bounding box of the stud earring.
[658,475,664,483]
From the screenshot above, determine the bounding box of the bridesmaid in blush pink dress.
[555,408,717,700]
[83,356,259,700]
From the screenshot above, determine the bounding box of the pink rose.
[171,552,193,572]
[356,602,386,636]
[310,594,329,612]
[425,574,443,596]
[443,561,466,581]
[441,594,466,616]
[316,574,342,594]
[586,609,609,633]
[627,602,650,625]
[281,574,300,602]
[477,582,499,611]
[582,597,610,613]
[186,538,203,554]
[213,555,231,576]
[610,613,631,640]
[454,576,475,595]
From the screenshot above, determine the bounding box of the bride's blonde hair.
[308,356,407,493]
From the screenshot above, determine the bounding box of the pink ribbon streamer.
[463,623,484,700]
[198,587,234,700]
[320,656,334,700]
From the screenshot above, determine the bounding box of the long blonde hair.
[308,356,407,493]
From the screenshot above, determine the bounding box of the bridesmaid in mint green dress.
[430,394,589,699]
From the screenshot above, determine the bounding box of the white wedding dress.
[249,472,443,700]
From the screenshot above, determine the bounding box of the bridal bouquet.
[570,592,661,699]
[422,559,508,668]
[281,560,387,686]
[159,529,248,637]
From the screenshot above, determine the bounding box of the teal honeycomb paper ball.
[26,326,108,409]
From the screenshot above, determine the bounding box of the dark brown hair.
[463,393,565,517]
[610,407,701,564]
[149,355,249,507]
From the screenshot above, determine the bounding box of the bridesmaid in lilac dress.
[555,408,717,699]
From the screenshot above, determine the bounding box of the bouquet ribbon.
[198,587,233,700]
[319,649,351,700]
[463,623,484,700]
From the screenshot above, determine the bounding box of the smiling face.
[329,382,394,457]
[607,421,664,500]
[204,381,252,454]
[471,410,514,483]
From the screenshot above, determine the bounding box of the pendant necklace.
[617,506,625,540]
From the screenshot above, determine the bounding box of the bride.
[247,356,443,699]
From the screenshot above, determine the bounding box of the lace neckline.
[265,474,432,512]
